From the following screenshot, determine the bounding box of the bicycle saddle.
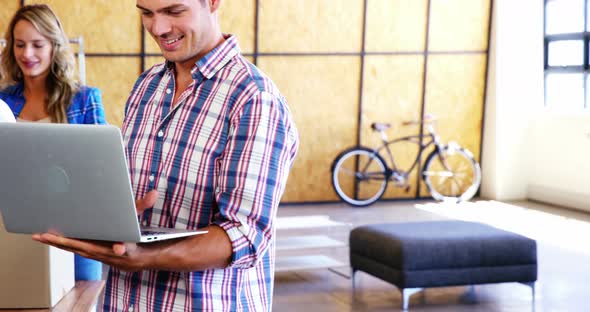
[371,123,391,131]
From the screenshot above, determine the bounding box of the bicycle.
[331,115,481,207]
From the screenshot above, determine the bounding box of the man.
[33,0,299,311]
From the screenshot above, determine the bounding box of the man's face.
[137,0,214,64]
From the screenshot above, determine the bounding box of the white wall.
[527,114,590,212]
[481,0,544,200]
[482,0,590,212]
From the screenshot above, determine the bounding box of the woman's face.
[13,19,53,80]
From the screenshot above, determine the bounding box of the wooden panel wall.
[260,56,361,202]
[259,0,364,53]
[0,1,19,38]
[0,0,492,203]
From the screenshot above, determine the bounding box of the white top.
[17,116,52,123]
[0,99,15,123]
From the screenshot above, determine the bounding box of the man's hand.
[32,233,148,272]
[31,190,160,272]
[109,189,159,255]
[136,189,159,215]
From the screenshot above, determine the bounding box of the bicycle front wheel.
[331,147,388,207]
[423,144,481,202]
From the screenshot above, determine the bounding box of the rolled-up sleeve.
[214,91,298,269]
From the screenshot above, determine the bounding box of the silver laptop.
[0,123,208,243]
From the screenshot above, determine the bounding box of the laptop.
[0,123,208,243]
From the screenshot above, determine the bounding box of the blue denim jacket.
[0,82,106,124]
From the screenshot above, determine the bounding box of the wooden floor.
[273,199,590,311]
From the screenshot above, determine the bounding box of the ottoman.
[349,220,537,310]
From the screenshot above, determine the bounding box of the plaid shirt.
[103,35,298,312]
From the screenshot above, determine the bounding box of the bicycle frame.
[371,123,445,178]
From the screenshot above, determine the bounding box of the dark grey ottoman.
[350,220,537,310]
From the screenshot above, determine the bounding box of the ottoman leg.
[459,285,478,303]
[350,268,358,297]
[520,282,536,302]
[401,288,422,311]
[351,269,357,295]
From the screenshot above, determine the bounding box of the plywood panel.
[365,0,427,52]
[419,54,486,197]
[258,56,361,202]
[428,0,491,51]
[26,0,141,53]
[219,0,255,54]
[85,57,141,127]
[361,55,425,199]
[145,56,166,70]
[0,1,19,37]
[259,0,363,53]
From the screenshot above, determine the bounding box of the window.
[544,0,590,110]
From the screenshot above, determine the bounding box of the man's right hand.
[111,189,159,256]
[135,189,159,215]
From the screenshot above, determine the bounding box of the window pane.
[545,73,585,110]
[548,40,584,66]
[546,0,584,34]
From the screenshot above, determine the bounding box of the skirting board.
[527,184,590,213]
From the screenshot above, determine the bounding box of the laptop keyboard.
[141,230,168,236]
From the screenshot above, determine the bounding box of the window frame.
[544,0,590,109]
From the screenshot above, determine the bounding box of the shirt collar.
[164,34,241,81]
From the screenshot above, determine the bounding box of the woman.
[0,4,105,124]
[0,4,105,280]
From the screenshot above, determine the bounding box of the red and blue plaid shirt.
[103,35,298,312]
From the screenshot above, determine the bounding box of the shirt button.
[166,88,171,95]
[149,175,154,182]
[158,130,164,137]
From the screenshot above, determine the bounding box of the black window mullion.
[581,0,589,70]
[585,0,588,31]
[585,36,589,71]
[545,66,585,73]
[544,38,549,70]
[584,0,588,109]
[546,33,586,41]
[543,0,549,108]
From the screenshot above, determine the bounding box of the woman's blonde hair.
[0,4,78,123]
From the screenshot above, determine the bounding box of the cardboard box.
[0,216,74,308]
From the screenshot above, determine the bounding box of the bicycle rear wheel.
[331,147,388,207]
[423,144,481,202]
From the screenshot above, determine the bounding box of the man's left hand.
[32,233,147,272]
